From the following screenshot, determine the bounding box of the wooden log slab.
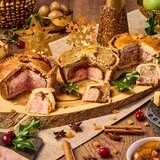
[0,79,157,130]
[0,33,159,130]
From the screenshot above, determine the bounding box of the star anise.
[69,121,82,132]
[53,130,66,139]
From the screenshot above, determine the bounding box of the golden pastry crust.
[108,33,160,69]
[109,33,160,54]
[58,45,119,83]
[0,52,58,81]
[139,35,160,55]
[108,33,142,51]
[0,52,58,99]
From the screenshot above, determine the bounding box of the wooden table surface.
[0,8,159,160]
[56,9,159,160]
[58,103,159,160]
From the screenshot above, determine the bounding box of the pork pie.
[109,33,160,69]
[136,63,160,86]
[58,45,119,83]
[0,52,58,99]
[27,88,56,114]
[82,82,111,103]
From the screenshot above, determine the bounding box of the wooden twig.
[62,140,75,160]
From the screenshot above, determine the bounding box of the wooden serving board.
[0,68,158,130]
[0,35,159,130]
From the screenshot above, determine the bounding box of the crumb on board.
[127,119,134,125]
[93,141,100,147]
[144,121,149,127]
[11,109,16,113]
[112,117,117,121]
[112,109,119,114]
[112,148,118,154]
[93,123,102,130]
[65,130,73,138]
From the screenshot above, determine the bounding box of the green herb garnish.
[112,71,140,92]
[62,83,80,96]
[145,12,158,35]
[12,118,40,150]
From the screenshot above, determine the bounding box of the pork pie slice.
[82,83,111,103]
[58,45,119,83]
[139,35,160,64]
[136,63,160,86]
[0,145,28,160]
[27,88,56,114]
[0,52,58,99]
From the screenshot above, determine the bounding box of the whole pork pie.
[0,52,58,99]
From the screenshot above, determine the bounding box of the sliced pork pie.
[0,145,28,160]
[0,52,58,99]
[136,63,160,86]
[27,88,56,114]
[82,82,111,103]
[58,45,119,83]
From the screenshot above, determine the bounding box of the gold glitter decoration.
[66,16,96,47]
[97,5,129,47]
[16,16,59,55]
[0,0,37,28]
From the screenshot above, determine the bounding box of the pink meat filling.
[8,70,46,95]
[0,145,28,160]
[28,95,49,114]
[84,88,100,102]
[73,67,103,82]
[74,68,87,81]
[87,67,103,80]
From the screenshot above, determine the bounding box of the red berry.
[2,131,15,146]
[2,133,12,146]
[7,30,14,36]
[17,41,25,49]
[7,131,16,139]
[98,147,110,158]
[136,110,144,121]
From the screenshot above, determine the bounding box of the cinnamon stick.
[62,140,75,160]
[104,125,142,130]
[104,125,144,135]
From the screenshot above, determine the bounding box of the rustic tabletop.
[56,9,160,160]
[0,9,159,160]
